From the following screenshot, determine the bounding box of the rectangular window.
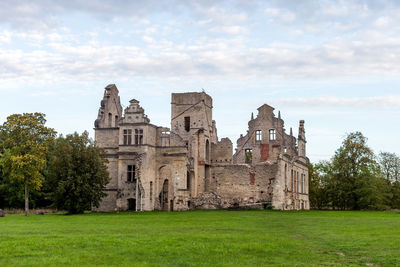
[245,149,252,163]
[255,130,262,141]
[269,129,276,141]
[127,165,136,182]
[135,129,143,145]
[123,129,132,145]
[184,116,190,132]
[297,172,299,193]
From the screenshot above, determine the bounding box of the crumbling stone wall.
[211,137,233,164]
[208,163,277,209]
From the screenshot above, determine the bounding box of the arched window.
[115,115,119,127]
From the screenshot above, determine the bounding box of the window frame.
[123,129,132,145]
[127,165,136,182]
[255,130,262,142]
[269,129,276,141]
[135,129,144,145]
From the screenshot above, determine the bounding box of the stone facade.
[94,84,310,211]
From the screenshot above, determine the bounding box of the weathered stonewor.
[93,84,310,212]
[190,192,222,209]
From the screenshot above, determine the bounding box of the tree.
[378,152,400,183]
[309,161,332,209]
[47,132,109,214]
[0,113,56,216]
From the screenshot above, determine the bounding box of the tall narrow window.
[256,130,262,141]
[127,165,136,182]
[135,129,143,145]
[123,129,132,145]
[245,149,252,163]
[184,116,190,132]
[150,181,153,202]
[301,174,304,193]
[187,171,190,190]
[115,115,119,127]
[205,140,210,161]
[269,129,276,141]
[297,172,299,193]
[108,113,112,127]
[284,164,287,190]
[291,170,294,192]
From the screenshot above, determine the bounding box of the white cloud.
[265,8,295,23]
[374,16,390,27]
[0,30,11,43]
[270,96,400,109]
[210,25,248,35]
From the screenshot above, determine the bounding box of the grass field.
[0,210,399,266]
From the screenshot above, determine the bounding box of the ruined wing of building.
[94,84,310,212]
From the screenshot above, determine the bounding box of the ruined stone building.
[94,84,310,212]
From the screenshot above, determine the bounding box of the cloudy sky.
[1,0,400,162]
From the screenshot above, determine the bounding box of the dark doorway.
[128,198,136,211]
[170,200,174,211]
[161,179,169,211]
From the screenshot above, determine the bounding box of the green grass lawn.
[0,210,399,266]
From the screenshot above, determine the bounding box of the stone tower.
[170,92,217,196]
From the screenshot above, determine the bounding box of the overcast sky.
[1,0,399,162]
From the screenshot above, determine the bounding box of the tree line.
[0,113,109,215]
[309,132,400,210]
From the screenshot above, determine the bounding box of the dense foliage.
[0,113,109,214]
[309,132,398,210]
[46,132,109,214]
[0,113,56,215]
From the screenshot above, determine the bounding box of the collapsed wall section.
[201,163,278,209]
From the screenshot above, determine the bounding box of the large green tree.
[309,132,393,210]
[47,132,109,214]
[0,113,56,216]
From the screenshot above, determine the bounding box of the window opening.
[135,129,143,144]
[127,165,136,182]
[245,149,253,163]
[123,129,132,145]
[108,113,112,127]
[184,116,190,132]
[269,129,276,141]
[256,130,262,141]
